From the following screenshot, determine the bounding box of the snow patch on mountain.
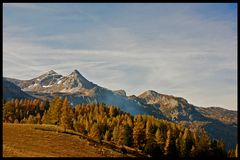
[26,83,40,89]
[57,79,63,84]
[43,85,53,88]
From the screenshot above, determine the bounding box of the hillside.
[3,123,129,157]
[4,99,234,158]
[195,106,237,125]
[3,79,33,100]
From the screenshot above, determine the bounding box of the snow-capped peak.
[32,70,62,87]
[15,69,96,93]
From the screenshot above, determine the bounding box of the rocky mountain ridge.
[3,69,237,149]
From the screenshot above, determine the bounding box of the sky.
[3,3,237,110]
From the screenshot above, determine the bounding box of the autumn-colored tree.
[196,129,211,157]
[39,102,45,111]
[109,106,118,117]
[117,124,132,146]
[14,99,19,109]
[3,101,15,122]
[60,97,74,130]
[112,125,119,143]
[228,150,235,157]
[2,98,230,157]
[180,128,193,157]
[20,117,27,124]
[89,123,101,141]
[235,144,238,158]
[145,119,155,141]
[164,129,171,156]
[126,115,133,128]
[74,117,85,133]
[190,145,197,157]
[32,99,40,114]
[36,112,41,124]
[155,128,165,150]
[104,130,111,141]
[133,120,145,150]
[144,119,158,156]
[85,119,91,133]
[209,139,227,157]
[14,119,19,123]
[164,128,178,158]
[27,115,35,124]
[45,96,63,125]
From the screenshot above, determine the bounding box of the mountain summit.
[47,70,58,75]
[72,69,80,74]
[61,69,96,91]
[5,69,96,93]
[68,69,94,89]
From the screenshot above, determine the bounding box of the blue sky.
[3,3,237,110]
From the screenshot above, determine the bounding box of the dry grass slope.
[3,123,128,157]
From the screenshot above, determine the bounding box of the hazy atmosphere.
[3,3,237,110]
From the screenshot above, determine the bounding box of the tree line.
[2,97,238,158]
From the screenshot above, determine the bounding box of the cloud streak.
[3,3,237,110]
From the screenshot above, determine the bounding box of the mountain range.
[3,69,237,149]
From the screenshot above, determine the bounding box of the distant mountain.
[3,79,33,100]
[137,90,207,121]
[4,70,164,119]
[113,89,127,97]
[195,106,237,125]
[3,69,237,149]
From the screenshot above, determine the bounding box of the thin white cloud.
[3,4,237,110]
[3,3,39,9]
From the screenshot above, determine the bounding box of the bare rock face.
[137,90,197,121]
[113,89,127,96]
[6,70,96,94]
[60,69,96,91]
[6,70,63,92]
